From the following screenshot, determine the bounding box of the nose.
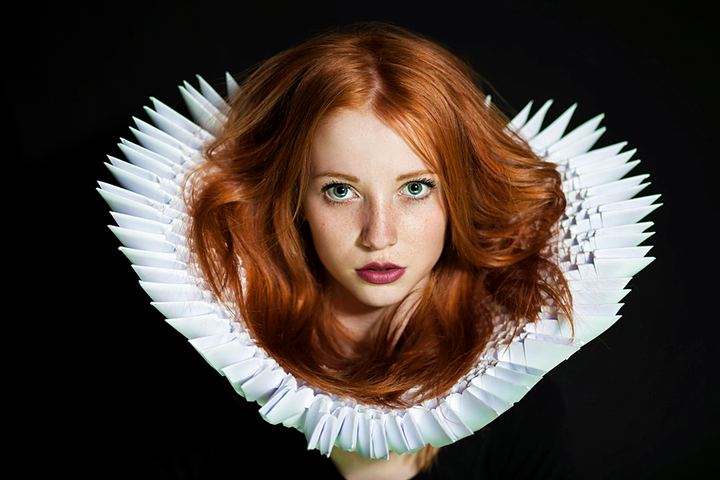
[360,200,398,250]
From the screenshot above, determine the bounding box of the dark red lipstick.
[355,262,406,284]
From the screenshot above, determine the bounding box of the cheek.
[310,222,337,257]
[304,203,354,266]
[405,205,447,256]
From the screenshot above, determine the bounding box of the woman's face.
[303,108,447,318]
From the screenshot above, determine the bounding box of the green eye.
[402,181,430,197]
[324,183,355,201]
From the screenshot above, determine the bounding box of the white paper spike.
[152,300,215,319]
[166,314,234,339]
[594,232,654,249]
[223,357,263,387]
[117,143,174,178]
[385,414,411,454]
[577,183,650,209]
[119,247,183,269]
[547,114,605,155]
[183,80,224,120]
[509,101,533,131]
[107,155,160,184]
[129,127,186,164]
[519,99,553,139]
[401,410,429,451]
[140,281,203,302]
[235,363,286,404]
[336,407,359,451]
[259,385,315,426]
[106,155,182,199]
[548,127,605,160]
[119,138,175,167]
[595,257,655,278]
[105,163,172,204]
[196,74,231,115]
[143,107,206,150]
[599,194,661,212]
[579,175,650,199]
[370,417,390,459]
[98,181,151,206]
[571,160,641,190]
[110,211,167,235]
[98,187,170,223]
[529,103,577,152]
[226,72,240,102]
[568,315,622,343]
[415,408,455,447]
[320,415,343,457]
[150,96,216,144]
[491,363,542,388]
[109,226,175,252]
[574,150,637,176]
[179,86,225,137]
[478,372,530,403]
[522,337,578,371]
[133,116,185,149]
[459,386,499,431]
[196,339,256,373]
[132,265,191,284]
[599,204,661,228]
[355,412,373,458]
[505,360,546,376]
[567,142,628,169]
[465,383,513,414]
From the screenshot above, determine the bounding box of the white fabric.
[98,75,659,459]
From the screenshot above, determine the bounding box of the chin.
[328,273,429,314]
[352,283,419,310]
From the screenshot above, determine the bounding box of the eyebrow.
[314,170,435,182]
[396,170,435,182]
[314,172,360,182]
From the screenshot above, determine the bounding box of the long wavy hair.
[187,23,572,409]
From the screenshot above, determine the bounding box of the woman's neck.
[330,448,421,480]
[329,286,423,348]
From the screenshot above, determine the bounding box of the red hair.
[187,23,571,408]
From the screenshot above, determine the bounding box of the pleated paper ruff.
[98,74,659,459]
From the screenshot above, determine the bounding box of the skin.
[303,107,446,479]
[330,448,423,480]
[303,107,447,340]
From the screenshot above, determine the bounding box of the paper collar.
[98,73,659,459]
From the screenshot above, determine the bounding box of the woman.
[100,23,657,479]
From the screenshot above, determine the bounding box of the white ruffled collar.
[98,73,659,459]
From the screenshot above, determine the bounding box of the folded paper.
[98,75,659,459]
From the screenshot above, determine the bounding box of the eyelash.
[320,177,437,205]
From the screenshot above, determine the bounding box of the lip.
[355,262,406,284]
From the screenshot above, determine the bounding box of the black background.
[15,1,716,478]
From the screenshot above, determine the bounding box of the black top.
[136,376,573,479]
[412,377,575,479]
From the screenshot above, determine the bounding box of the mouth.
[355,262,406,284]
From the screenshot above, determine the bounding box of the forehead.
[311,108,433,177]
